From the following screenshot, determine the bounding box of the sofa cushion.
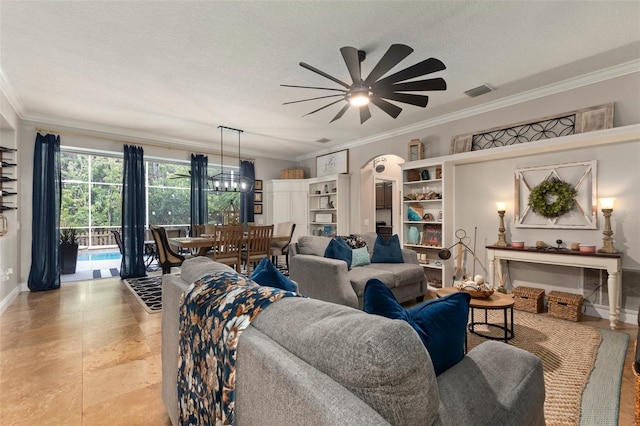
[250,257,298,292]
[364,263,424,288]
[351,247,371,268]
[370,234,404,263]
[180,257,233,284]
[297,235,331,257]
[250,297,440,424]
[348,268,396,297]
[363,278,470,376]
[324,237,353,269]
[340,234,367,249]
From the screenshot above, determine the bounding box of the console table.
[486,245,622,329]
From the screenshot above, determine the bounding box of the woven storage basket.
[513,286,545,313]
[547,290,583,321]
[280,168,305,179]
[406,170,421,182]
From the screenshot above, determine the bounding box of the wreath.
[528,178,576,218]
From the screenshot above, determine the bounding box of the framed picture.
[319,196,329,209]
[254,192,263,203]
[408,139,424,161]
[450,134,472,154]
[422,224,442,247]
[254,204,263,215]
[316,149,349,177]
[254,179,263,191]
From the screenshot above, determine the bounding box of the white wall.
[0,89,20,312]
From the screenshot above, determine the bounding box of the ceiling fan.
[281,44,447,124]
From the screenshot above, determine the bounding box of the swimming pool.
[77,251,122,262]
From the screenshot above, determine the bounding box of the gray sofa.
[289,233,426,309]
[162,257,546,426]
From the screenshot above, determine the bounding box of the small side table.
[437,287,515,344]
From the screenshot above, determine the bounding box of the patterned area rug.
[123,275,164,313]
[467,310,628,425]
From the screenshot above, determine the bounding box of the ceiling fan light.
[350,94,369,106]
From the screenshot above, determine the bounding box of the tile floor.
[0,277,637,425]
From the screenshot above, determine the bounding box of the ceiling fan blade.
[364,44,413,85]
[330,103,351,123]
[380,78,447,93]
[370,96,402,119]
[374,58,446,87]
[300,62,351,89]
[340,46,362,84]
[280,84,347,93]
[283,94,345,105]
[377,92,429,107]
[303,99,345,117]
[359,104,372,124]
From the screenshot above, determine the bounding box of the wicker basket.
[513,286,545,313]
[406,170,421,182]
[280,168,305,179]
[547,290,583,321]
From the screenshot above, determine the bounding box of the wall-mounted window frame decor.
[408,139,424,161]
[316,149,349,177]
[451,103,613,154]
[254,179,263,191]
[514,160,598,229]
[253,191,262,203]
[254,204,263,215]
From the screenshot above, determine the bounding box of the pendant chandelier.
[210,126,253,193]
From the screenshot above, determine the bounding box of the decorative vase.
[408,226,420,244]
[421,170,430,180]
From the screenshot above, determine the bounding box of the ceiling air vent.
[315,137,331,144]
[465,84,494,98]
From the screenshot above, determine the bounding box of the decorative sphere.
[474,275,485,284]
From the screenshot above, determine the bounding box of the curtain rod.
[34,127,255,161]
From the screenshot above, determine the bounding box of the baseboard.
[0,284,20,315]
[584,304,638,325]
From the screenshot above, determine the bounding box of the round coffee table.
[437,287,514,343]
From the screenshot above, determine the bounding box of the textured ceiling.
[1,1,639,160]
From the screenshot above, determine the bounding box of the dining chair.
[270,222,296,272]
[190,224,206,237]
[211,225,244,273]
[150,225,189,274]
[242,224,274,274]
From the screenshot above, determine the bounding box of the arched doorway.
[359,154,404,236]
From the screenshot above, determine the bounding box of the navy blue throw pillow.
[370,234,404,263]
[324,237,353,269]
[363,278,471,376]
[250,257,297,292]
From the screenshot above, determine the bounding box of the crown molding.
[0,66,25,117]
[297,59,640,161]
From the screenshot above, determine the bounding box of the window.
[60,150,242,248]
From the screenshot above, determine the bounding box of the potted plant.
[60,228,79,274]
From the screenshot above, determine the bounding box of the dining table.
[169,234,290,257]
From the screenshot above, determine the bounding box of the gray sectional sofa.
[162,257,546,426]
[289,233,426,309]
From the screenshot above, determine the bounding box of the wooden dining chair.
[211,225,244,273]
[190,224,206,237]
[270,222,296,271]
[150,225,188,274]
[242,224,274,274]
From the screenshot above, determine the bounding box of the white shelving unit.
[400,161,448,288]
[307,174,350,237]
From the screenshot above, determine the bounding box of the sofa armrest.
[161,274,189,426]
[436,341,545,426]
[289,254,358,308]
[401,248,419,264]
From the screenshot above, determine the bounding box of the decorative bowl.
[511,241,525,248]
[579,245,596,254]
[455,281,495,298]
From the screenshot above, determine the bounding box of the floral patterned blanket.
[177,270,301,425]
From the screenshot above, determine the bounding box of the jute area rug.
[466,310,628,426]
